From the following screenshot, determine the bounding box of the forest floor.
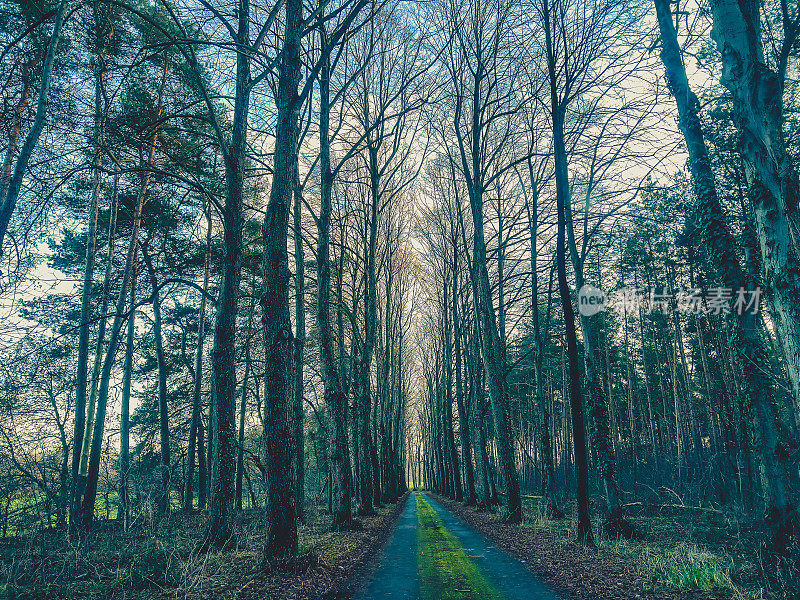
[0,494,407,600]
[1,491,781,600]
[430,493,773,600]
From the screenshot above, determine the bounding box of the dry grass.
[0,498,406,600]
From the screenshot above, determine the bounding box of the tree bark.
[709,0,800,412]
[453,253,476,505]
[458,51,522,523]
[261,0,302,560]
[185,205,211,511]
[443,272,462,500]
[71,7,108,535]
[80,59,166,529]
[526,172,561,518]
[657,0,794,548]
[317,45,353,531]
[118,252,135,530]
[292,167,305,521]
[544,0,593,543]
[236,295,254,510]
[207,0,249,546]
[144,249,171,518]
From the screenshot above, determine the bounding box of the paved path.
[349,492,421,599]
[348,492,558,600]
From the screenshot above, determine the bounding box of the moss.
[416,495,505,600]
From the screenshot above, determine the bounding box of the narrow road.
[349,492,558,600]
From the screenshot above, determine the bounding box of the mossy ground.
[416,494,505,600]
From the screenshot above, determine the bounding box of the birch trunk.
[657,0,794,548]
[709,0,800,412]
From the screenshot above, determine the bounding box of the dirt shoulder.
[204,493,410,600]
[429,493,731,600]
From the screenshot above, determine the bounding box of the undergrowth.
[519,496,768,599]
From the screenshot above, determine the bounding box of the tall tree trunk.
[293,167,305,522]
[470,323,492,510]
[563,175,627,532]
[468,167,521,522]
[207,0,249,546]
[526,173,561,518]
[261,0,302,560]
[71,7,108,535]
[454,255,476,505]
[317,45,353,531]
[236,296,255,510]
[355,144,381,516]
[80,60,166,529]
[144,249,170,518]
[656,0,795,549]
[185,205,211,511]
[544,0,592,542]
[709,0,800,413]
[118,253,135,530]
[457,44,522,523]
[443,273,462,500]
[199,408,207,509]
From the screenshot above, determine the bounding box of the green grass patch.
[416,495,505,600]
[637,542,736,592]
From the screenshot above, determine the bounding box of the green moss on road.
[416,494,505,600]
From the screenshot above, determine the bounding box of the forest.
[0,0,799,597]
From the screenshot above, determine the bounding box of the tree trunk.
[709,0,800,413]
[526,172,561,518]
[185,205,211,512]
[443,273,462,501]
[261,0,302,560]
[144,249,170,518]
[355,144,381,516]
[454,256,476,505]
[236,296,254,511]
[293,167,305,522]
[71,10,108,535]
[544,0,593,540]
[118,254,135,530]
[80,60,166,529]
[457,45,522,523]
[207,0,249,546]
[317,46,353,531]
[657,0,795,549]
